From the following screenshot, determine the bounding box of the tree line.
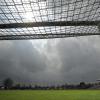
[0,78,100,90]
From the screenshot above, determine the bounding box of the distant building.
[0,86,4,90]
[0,80,4,89]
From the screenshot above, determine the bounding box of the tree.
[79,82,86,89]
[80,82,85,86]
[3,78,13,89]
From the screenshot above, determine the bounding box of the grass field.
[0,90,100,100]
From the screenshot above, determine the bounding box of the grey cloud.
[55,36,100,83]
[0,40,46,83]
[0,36,100,84]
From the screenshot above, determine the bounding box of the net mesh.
[0,0,100,39]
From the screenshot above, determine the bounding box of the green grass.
[0,90,100,100]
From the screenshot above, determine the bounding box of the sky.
[0,0,100,85]
[0,36,100,85]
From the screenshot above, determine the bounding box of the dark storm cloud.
[0,36,100,84]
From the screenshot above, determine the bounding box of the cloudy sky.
[0,36,100,85]
[0,0,100,84]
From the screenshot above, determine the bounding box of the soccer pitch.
[0,90,100,100]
